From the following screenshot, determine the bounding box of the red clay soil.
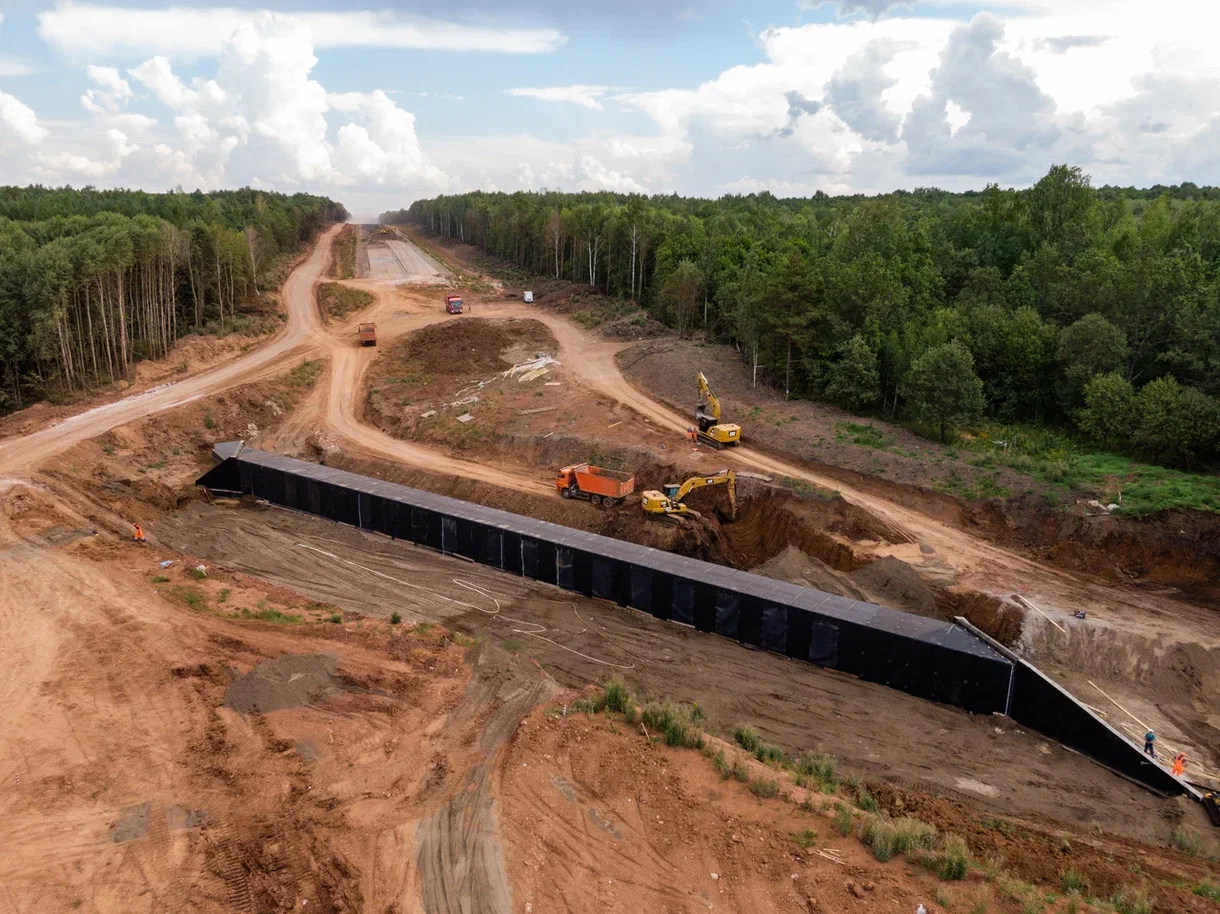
[501,702,1220,914]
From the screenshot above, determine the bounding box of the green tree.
[1057,313,1128,407]
[1075,372,1136,447]
[659,260,703,339]
[1133,376,1220,465]
[904,340,985,442]
[824,335,880,411]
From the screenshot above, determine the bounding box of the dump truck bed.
[564,463,635,498]
[358,322,377,346]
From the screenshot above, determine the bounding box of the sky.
[1,0,1218,219]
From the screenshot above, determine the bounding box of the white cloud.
[506,85,622,110]
[81,65,133,114]
[38,1,566,60]
[0,91,47,146]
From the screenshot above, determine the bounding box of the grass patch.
[203,412,214,430]
[855,787,879,813]
[316,282,375,321]
[957,422,1220,514]
[790,828,818,849]
[602,675,633,714]
[836,421,894,450]
[641,700,704,748]
[833,803,854,837]
[983,817,1018,837]
[1059,868,1087,894]
[239,607,302,624]
[861,815,938,863]
[1193,881,1220,901]
[749,776,779,799]
[389,611,401,624]
[501,637,521,653]
[1109,888,1153,914]
[793,751,838,792]
[331,230,357,279]
[168,585,209,611]
[151,575,170,584]
[218,588,230,604]
[327,613,342,624]
[732,724,784,765]
[287,359,322,388]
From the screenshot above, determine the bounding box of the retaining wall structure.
[198,444,1186,796]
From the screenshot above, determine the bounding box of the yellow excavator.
[691,372,742,448]
[641,470,736,520]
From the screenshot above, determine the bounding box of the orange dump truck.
[556,464,635,507]
[358,322,377,346]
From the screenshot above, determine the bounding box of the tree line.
[0,186,346,412]
[386,166,1220,467]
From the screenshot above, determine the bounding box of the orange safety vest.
[133,524,145,541]
[1173,754,1186,776]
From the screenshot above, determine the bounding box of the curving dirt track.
[0,225,334,478]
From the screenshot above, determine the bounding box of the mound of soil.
[225,653,340,713]
[402,317,556,377]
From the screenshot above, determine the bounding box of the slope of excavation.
[153,500,1215,847]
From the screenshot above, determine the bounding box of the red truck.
[556,464,635,507]
[445,295,464,314]
[358,322,377,346]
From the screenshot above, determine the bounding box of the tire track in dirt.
[415,648,548,914]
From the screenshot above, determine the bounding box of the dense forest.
[0,186,346,412]
[386,167,1220,467]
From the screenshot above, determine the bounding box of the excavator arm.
[696,372,722,425]
[669,471,736,518]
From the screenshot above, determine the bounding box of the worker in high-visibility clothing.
[133,523,146,544]
[1172,753,1186,777]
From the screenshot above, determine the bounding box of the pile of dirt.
[400,317,556,377]
[225,653,341,713]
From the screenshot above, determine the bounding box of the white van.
[523,291,534,304]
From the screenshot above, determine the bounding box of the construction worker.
[1173,753,1186,777]
[133,523,146,544]
[1144,730,1156,757]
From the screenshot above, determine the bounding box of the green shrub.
[730,759,750,782]
[328,613,342,623]
[151,575,169,584]
[734,725,761,753]
[641,700,703,748]
[795,751,836,785]
[833,803,853,837]
[1110,888,1153,914]
[750,777,779,798]
[1060,868,1086,894]
[892,817,938,853]
[861,816,896,862]
[1193,881,1220,901]
[389,611,401,624]
[790,828,818,849]
[856,787,879,813]
[938,834,970,881]
[602,675,632,713]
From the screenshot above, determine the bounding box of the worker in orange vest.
[133,523,146,544]
[1172,753,1186,777]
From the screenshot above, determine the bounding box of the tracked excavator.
[641,470,736,520]
[691,372,742,448]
